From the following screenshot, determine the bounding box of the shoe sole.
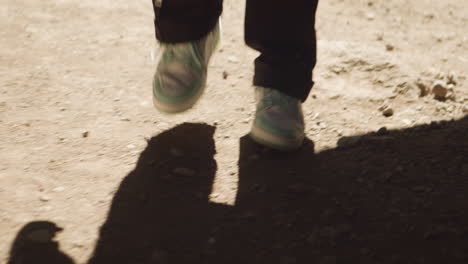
[250,124,304,151]
[152,22,221,114]
[152,76,207,114]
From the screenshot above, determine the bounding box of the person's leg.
[245,0,319,102]
[152,0,223,43]
[246,0,319,150]
[151,0,223,113]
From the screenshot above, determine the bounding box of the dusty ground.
[1,0,467,263]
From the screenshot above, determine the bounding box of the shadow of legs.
[88,123,229,264]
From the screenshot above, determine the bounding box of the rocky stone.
[386,44,395,51]
[228,56,239,64]
[337,136,361,148]
[432,80,452,101]
[379,104,394,117]
[39,195,51,202]
[462,104,468,113]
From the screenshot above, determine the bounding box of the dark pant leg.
[245,0,319,102]
[152,0,223,43]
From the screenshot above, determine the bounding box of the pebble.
[366,12,376,20]
[402,119,413,125]
[208,237,216,244]
[376,127,388,135]
[228,56,239,64]
[82,131,89,138]
[39,195,51,202]
[52,186,65,192]
[379,104,394,117]
[337,136,361,148]
[432,80,449,100]
[222,71,228,79]
[415,79,431,97]
[385,44,395,51]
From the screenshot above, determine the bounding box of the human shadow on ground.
[7,221,75,264]
[85,117,468,264]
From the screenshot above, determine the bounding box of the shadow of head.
[8,221,75,264]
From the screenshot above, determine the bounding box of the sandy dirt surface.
[1,0,467,263]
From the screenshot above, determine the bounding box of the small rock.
[385,44,395,51]
[173,167,196,176]
[379,104,394,117]
[376,127,388,135]
[402,119,413,125]
[228,56,239,63]
[72,242,85,248]
[376,33,384,41]
[415,79,431,97]
[447,72,457,85]
[52,187,65,192]
[366,12,376,20]
[432,80,449,100]
[337,136,361,148]
[82,131,89,138]
[222,71,228,79]
[39,195,51,202]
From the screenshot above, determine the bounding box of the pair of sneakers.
[153,23,305,151]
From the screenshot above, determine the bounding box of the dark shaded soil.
[11,117,467,264]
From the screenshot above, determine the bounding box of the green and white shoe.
[153,23,220,113]
[250,86,305,151]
